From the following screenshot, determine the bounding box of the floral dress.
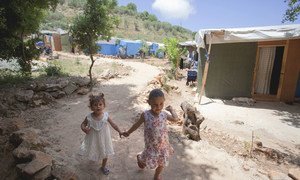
[139,110,174,169]
[79,112,114,162]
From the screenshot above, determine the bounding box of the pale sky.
[118,0,300,32]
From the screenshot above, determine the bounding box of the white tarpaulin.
[195,24,300,48]
[179,40,197,46]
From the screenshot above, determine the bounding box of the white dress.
[79,112,114,162]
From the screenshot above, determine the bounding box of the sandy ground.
[4,55,300,180]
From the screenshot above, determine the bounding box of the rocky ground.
[0,53,299,180]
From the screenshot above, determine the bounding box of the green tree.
[127,3,137,12]
[283,0,300,22]
[139,41,149,59]
[148,14,158,22]
[0,0,58,74]
[71,0,117,86]
[134,21,139,31]
[163,38,186,79]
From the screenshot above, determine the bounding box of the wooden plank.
[280,39,300,102]
[258,40,287,46]
[198,61,210,104]
[198,34,212,104]
[253,94,278,101]
[277,40,289,100]
[251,43,260,96]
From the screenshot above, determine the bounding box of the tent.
[195,24,300,103]
[149,43,159,55]
[96,39,118,55]
[41,29,69,51]
[119,40,142,57]
[179,40,198,60]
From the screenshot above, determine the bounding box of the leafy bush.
[44,63,63,76]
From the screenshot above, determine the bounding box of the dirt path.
[25,58,272,180]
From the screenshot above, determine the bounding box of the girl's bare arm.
[165,105,179,122]
[126,113,145,135]
[81,117,90,134]
[108,117,121,134]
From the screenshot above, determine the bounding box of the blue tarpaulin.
[149,43,159,55]
[120,40,142,56]
[96,43,117,55]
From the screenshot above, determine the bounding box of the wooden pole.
[199,34,213,104]
[196,47,202,93]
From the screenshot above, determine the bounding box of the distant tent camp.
[96,38,163,58]
[195,24,300,103]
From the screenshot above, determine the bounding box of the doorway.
[253,44,285,100]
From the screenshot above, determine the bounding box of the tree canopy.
[127,2,137,12]
[71,0,117,85]
[283,0,300,22]
[0,0,59,73]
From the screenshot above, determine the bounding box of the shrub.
[44,63,63,76]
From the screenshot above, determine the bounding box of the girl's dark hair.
[148,88,164,100]
[89,93,105,107]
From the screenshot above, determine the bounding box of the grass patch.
[0,70,32,85]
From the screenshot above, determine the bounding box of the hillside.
[41,1,194,43]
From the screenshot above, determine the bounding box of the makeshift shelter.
[119,40,142,57]
[40,29,68,51]
[179,40,198,61]
[195,24,300,103]
[96,38,118,56]
[149,43,159,55]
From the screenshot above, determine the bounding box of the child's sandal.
[137,155,145,169]
[101,167,110,175]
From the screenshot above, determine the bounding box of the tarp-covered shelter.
[96,39,118,55]
[195,24,300,103]
[149,43,159,55]
[179,40,198,60]
[41,29,68,51]
[119,40,142,56]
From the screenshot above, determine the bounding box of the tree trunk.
[180,101,204,141]
[20,30,30,74]
[89,53,95,87]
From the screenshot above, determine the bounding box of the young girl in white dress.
[79,93,124,175]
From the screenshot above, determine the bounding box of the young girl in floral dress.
[124,89,179,180]
[79,93,124,175]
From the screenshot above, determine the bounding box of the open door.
[252,42,286,101]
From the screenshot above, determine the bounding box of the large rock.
[50,90,66,99]
[100,69,116,79]
[63,82,78,95]
[33,92,55,105]
[16,150,52,177]
[9,128,40,148]
[33,165,51,180]
[13,146,33,163]
[57,79,69,88]
[15,90,34,102]
[45,84,62,92]
[74,78,90,87]
[0,118,25,135]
